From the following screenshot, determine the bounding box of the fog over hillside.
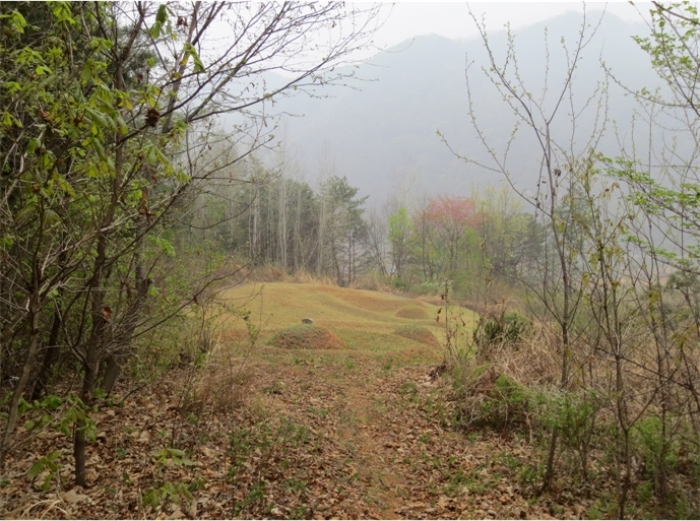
[226,10,665,203]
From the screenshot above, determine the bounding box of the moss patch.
[394,325,440,348]
[270,324,347,350]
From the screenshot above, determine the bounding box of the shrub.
[453,369,532,434]
[392,277,410,291]
[474,311,531,348]
[531,388,602,480]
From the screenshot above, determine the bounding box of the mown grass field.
[215,282,478,365]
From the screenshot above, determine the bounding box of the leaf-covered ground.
[2,283,596,519]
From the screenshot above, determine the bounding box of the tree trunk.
[0,291,41,471]
[102,261,150,396]
[278,176,287,270]
[74,349,99,488]
[30,302,63,401]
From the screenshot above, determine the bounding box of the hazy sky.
[372,2,651,50]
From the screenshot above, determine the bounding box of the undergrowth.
[438,280,700,518]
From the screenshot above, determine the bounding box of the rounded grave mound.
[394,324,441,348]
[270,324,346,350]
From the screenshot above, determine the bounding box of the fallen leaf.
[63,489,89,504]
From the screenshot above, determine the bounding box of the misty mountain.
[229,11,665,203]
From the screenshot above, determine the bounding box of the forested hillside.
[261,12,661,200]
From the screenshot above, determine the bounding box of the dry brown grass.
[288,269,338,286]
[187,337,257,414]
[447,323,561,434]
[349,272,392,292]
[10,498,69,520]
[480,324,560,388]
[465,315,700,425]
[213,264,339,289]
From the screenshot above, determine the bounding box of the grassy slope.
[216,282,477,361]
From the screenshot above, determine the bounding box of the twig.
[116,383,148,407]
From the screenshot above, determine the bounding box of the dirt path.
[229,350,567,520]
[3,347,586,520]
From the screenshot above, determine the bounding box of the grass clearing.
[216,281,477,365]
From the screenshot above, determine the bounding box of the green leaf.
[43,209,62,228]
[15,205,36,226]
[27,138,41,155]
[147,145,158,165]
[1,234,15,248]
[35,64,53,76]
[150,236,176,257]
[0,10,27,34]
[156,4,167,24]
[1,111,22,128]
[27,460,44,479]
[149,5,168,39]
[18,397,31,414]
[4,81,21,96]
[183,43,205,73]
[50,2,76,25]
[149,23,162,39]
